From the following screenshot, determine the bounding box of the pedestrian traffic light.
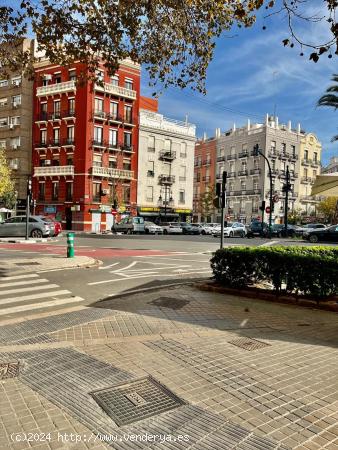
[259,200,266,211]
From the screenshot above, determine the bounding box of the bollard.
[67,232,75,258]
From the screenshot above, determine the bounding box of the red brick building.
[193,136,217,222]
[32,59,140,231]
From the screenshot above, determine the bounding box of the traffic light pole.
[220,171,227,249]
[284,165,290,234]
[253,145,273,238]
[25,178,32,241]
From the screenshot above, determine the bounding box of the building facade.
[137,108,196,222]
[32,58,140,231]
[0,38,34,211]
[208,115,321,224]
[193,134,217,222]
[296,133,322,216]
[322,156,338,174]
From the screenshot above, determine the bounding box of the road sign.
[273,194,279,203]
[111,209,118,216]
[265,206,271,214]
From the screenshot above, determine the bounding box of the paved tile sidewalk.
[1,285,338,449]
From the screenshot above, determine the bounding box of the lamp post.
[253,144,273,238]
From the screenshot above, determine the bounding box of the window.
[147,160,154,177]
[313,170,317,177]
[0,79,8,88]
[180,165,186,181]
[40,102,47,119]
[0,97,7,108]
[253,179,259,190]
[304,150,308,161]
[38,183,45,201]
[53,128,60,144]
[54,74,61,84]
[282,143,286,154]
[12,95,21,106]
[11,136,21,149]
[109,158,117,169]
[110,75,119,86]
[110,101,118,119]
[230,146,236,156]
[164,139,171,151]
[229,182,234,192]
[94,126,103,144]
[10,116,20,126]
[230,162,235,173]
[69,70,76,81]
[109,129,117,147]
[54,100,61,117]
[179,190,185,204]
[68,98,75,114]
[254,158,259,169]
[67,126,75,143]
[241,161,247,171]
[0,139,6,149]
[241,180,246,191]
[52,182,59,200]
[96,70,104,82]
[52,157,60,166]
[314,152,318,163]
[146,186,153,202]
[291,145,296,157]
[123,159,131,170]
[124,79,133,90]
[93,154,102,167]
[304,168,308,178]
[66,182,73,201]
[93,183,101,201]
[124,132,132,149]
[271,141,276,153]
[67,156,73,165]
[123,185,130,203]
[124,105,132,123]
[40,129,47,144]
[95,97,104,112]
[11,76,21,86]
[180,142,187,157]
[0,117,8,127]
[148,136,155,151]
[242,144,248,153]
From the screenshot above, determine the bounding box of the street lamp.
[158,187,173,221]
[253,144,273,238]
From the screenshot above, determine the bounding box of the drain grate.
[228,337,270,351]
[15,262,41,266]
[0,362,20,379]
[91,376,185,426]
[149,297,190,310]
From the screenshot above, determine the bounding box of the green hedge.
[210,246,338,300]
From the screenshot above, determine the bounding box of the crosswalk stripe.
[0,290,71,306]
[0,284,59,296]
[0,296,84,316]
[0,279,48,288]
[0,274,39,281]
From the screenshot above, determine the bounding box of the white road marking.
[99,262,119,270]
[0,290,71,305]
[135,257,210,263]
[0,278,50,288]
[0,284,59,296]
[110,261,137,273]
[259,241,278,247]
[88,270,211,286]
[0,273,39,281]
[0,296,84,316]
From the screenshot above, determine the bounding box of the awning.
[311,173,338,196]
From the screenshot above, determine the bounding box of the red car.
[39,216,62,236]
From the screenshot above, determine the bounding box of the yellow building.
[296,133,322,215]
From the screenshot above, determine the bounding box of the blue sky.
[141,1,338,166]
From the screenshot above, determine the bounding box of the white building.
[137,109,196,222]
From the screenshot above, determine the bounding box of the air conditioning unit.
[9,124,14,129]
[45,160,51,165]
[101,188,109,195]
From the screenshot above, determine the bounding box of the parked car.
[144,221,163,234]
[112,216,145,234]
[295,223,327,236]
[213,222,246,238]
[0,215,52,238]
[37,216,63,237]
[160,222,183,234]
[178,222,201,235]
[246,221,269,238]
[303,224,338,243]
[198,223,217,235]
[271,224,299,238]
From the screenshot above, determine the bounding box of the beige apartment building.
[0,38,34,211]
[213,115,321,223]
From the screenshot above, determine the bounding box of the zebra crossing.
[0,273,85,317]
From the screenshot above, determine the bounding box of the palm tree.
[317,74,338,142]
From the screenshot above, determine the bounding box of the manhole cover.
[91,376,185,426]
[149,297,190,310]
[0,362,20,379]
[15,262,41,266]
[228,338,270,351]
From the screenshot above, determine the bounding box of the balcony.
[34,165,74,177]
[37,81,76,97]
[159,150,176,161]
[246,189,262,195]
[91,166,134,180]
[62,109,76,119]
[158,174,175,184]
[278,152,289,159]
[311,160,319,167]
[271,169,279,176]
[217,155,225,162]
[238,151,249,158]
[268,150,277,158]
[120,144,134,153]
[202,176,210,182]
[124,115,134,125]
[227,171,236,178]
[48,112,61,121]
[35,113,48,122]
[250,168,261,175]
[62,138,75,146]
[216,173,222,180]
[290,154,298,161]
[148,146,155,152]
[94,82,137,100]
[107,114,123,123]
[93,110,106,121]
[227,154,237,161]
[49,139,61,147]
[302,158,312,165]
[238,170,248,176]
[34,141,48,149]
[204,159,211,166]
[301,176,313,183]
[91,139,106,148]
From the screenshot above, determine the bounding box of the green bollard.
[67,232,75,258]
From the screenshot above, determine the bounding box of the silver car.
[0,215,52,238]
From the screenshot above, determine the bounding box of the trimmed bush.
[210,246,338,300]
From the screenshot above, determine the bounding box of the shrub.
[210,246,338,300]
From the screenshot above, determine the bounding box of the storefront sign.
[44,205,56,214]
[140,207,160,212]
[175,209,192,214]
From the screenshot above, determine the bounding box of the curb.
[1,257,101,275]
[196,282,338,312]
[0,238,54,244]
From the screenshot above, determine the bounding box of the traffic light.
[27,178,32,196]
[215,183,221,197]
[282,183,292,192]
[213,197,221,209]
[259,200,266,211]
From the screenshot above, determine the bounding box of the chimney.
[288,120,292,131]
[265,113,269,125]
[297,123,301,133]
[276,116,279,128]
[247,119,251,131]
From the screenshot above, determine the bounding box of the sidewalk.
[1,284,338,449]
[0,255,99,274]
